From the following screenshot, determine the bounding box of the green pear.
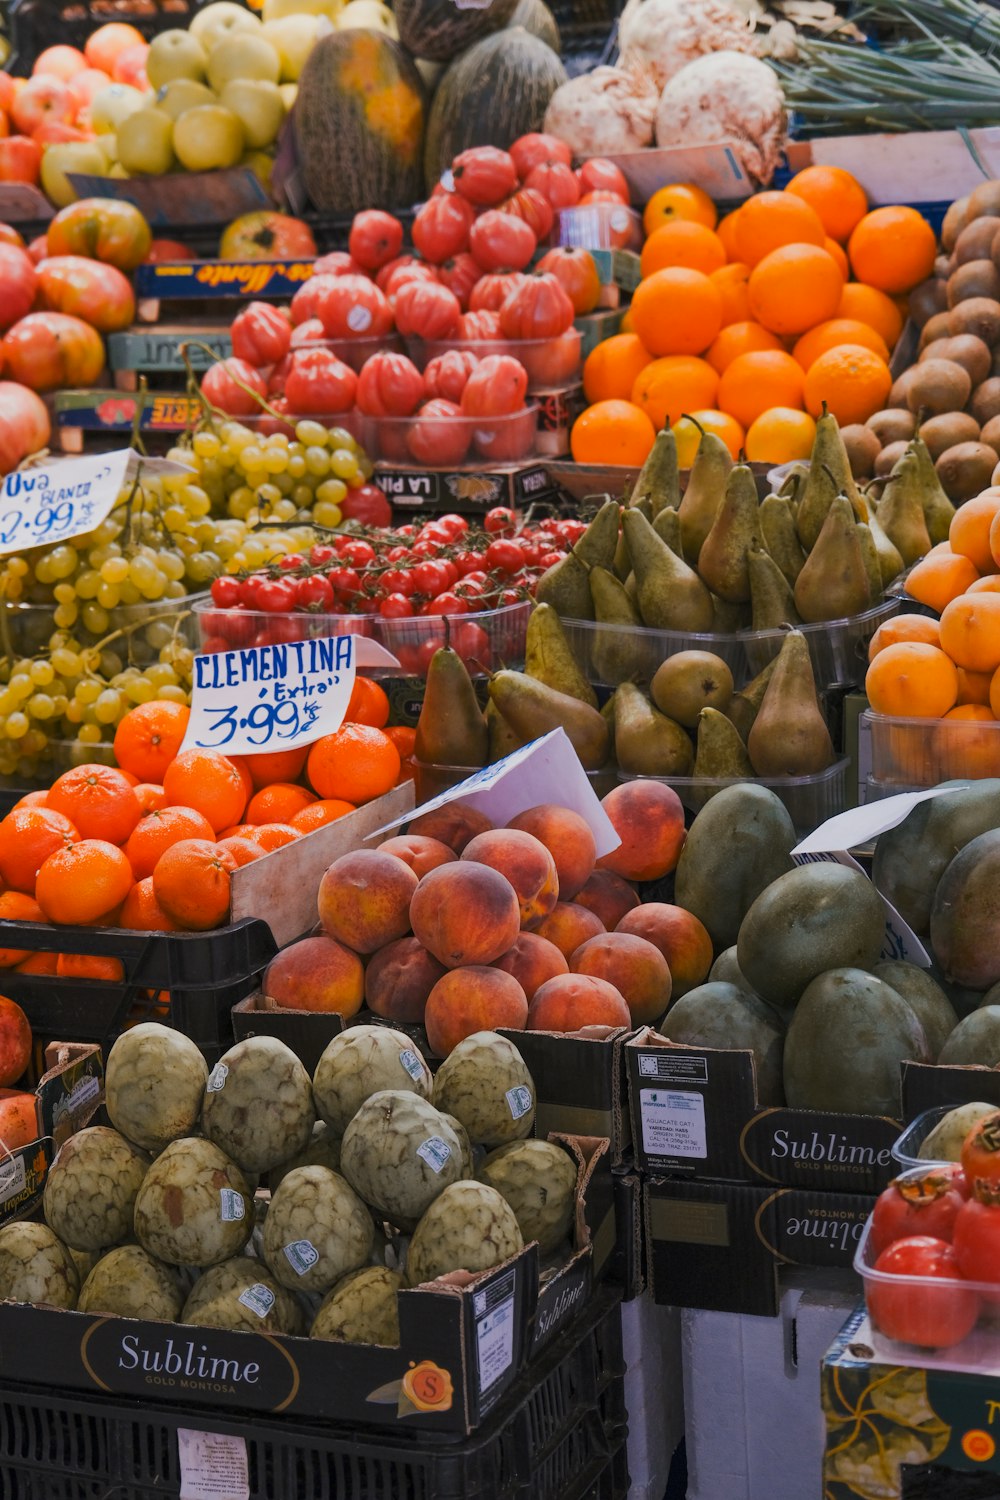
[747,629,835,777]
[488,671,610,771]
[697,461,763,604]
[794,496,873,622]
[797,406,862,548]
[678,429,731,558]
[614,682,693,776]
[759,494,806,586]
[693,706,754,780]
[589,565,646,686]
[631,427,681,516]
[415,647,488,768]
[748,548,801,632]
[524,604,598,708]
[622,508,715,632]
[877,453,933,565]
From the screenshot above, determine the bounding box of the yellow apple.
[262,0,342,19]
[173,103,245,171]
[279,82,298,109]
[336,0,397,37]
[117,107,176,175]
[241,149,274,190]
[220,79,285,148]
[145,30,208,89]
[90,83,147,133]
[40,141,109,207]
[155,78,217,119]
[261,15,322,81]
[190,2,263,55]
[207,34,281,91]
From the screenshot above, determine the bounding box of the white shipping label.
[399,1049,424,1082]
[219,1189,245,1222]
[476,1292,515,1391]
[283,1239,319,1276]
[506,1086,533,1120]
[417,1136,452,1173]
[178,1430,250,1500]
[640,1088,707,1159]
[0,1155,26,1206]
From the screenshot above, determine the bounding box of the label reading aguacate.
[283,1239,319,1277]
[219,1189,245,1222]
[399,1049,424,1083]
[417,1136,452,1173]
[207,1063,228,1093]
[237,1283,275,1319]
[640,1088,708,1160]
[506,1086,533,1120]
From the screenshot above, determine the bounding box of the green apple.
[146,30,209,89]
[279,82,298,109]
[155,78,217,120]
[220,79,285,149]
[190,2,262,55]
[207,34,281,91]
[173,104,245,171]
[117,107,176,175]
[90,83,147,134]
[241,149,274,191]
[262,0,342,20]
[40,142,109,207]
[336,0,397,37]
[261,15,322,81]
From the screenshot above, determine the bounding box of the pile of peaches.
[262,779,716,1055]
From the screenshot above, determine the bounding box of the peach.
[410,862,520,967]
[616,903,713,998]
[0,1089,39,1150]
[425,966,528,1056]
[528,973,631,1032]
[365,937,447,1023]
[506,804,596,899]
[462,828,559,929]
[571,932,672,1025]
[379,834,457,879]
[597,782,687,882]
[0,996,31,1087]
[493,932,568,999]
[318,849,417,954]
[263,935,364,1017]
[574,870,640,929]
[408,803,493,852]
[535,901,606,959]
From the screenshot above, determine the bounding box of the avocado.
[674,784,796,951]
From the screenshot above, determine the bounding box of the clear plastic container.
[740,598,900,686]
[309,335,404,374]
[866,710,1000,787]
[354,407,539,467]
[618,759,850,834]
[891,1105,958,1171]
[414,759,618,802]
[0,593,202,664]
[556,203,643,253]
[0,736,116,793]
[560,617,748,688]
[405,332,583,392]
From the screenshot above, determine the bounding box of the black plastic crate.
[6,0,218,73]
[0,1291,626,1500]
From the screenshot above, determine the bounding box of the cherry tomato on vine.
[211,576,242,608]
[486,538,524,574]
[296,575,334,611]
[256,578,297,613]
[380,593,415,618]
[484,507,516,535]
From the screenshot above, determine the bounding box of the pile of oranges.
[573,169,936,469]
[0,681,414,947]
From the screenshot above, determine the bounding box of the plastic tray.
[0,592,204,663]
[618,758,850,834]
[560,617,748,688]
[891,1105,960,1171]
[354,407,539,467]
[866,711,1000,787]
[741,598,900,686]
[406,333,583,392]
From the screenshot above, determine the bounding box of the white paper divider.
[792,785,969,857]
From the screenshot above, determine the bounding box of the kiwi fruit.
[935,442,999,501]
[947,260,1000,308]
[909,278,947,327]
[889,367,919,407]
[874,441,909,477]
[942,194,973,251]
[841,424,881,479]
[905,358,972,416]
[971,378,1000,425]
[948,298,1000,344]
[919,311,953,349]
[980,414,1000,457]
[935,255,955,281]
[918,411,981,460]
[920,334,992,387]
[867,409,916,446]
[957,217,1000,264]
[967,180,1000,219]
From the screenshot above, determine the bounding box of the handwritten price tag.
[0,450,136,555]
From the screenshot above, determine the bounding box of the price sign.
[0,449,193,556]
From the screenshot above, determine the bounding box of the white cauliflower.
[618,0,757,88]
[543,61,660,157]
[654,51,787,186]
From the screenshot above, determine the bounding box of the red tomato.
[0,244,36,332]
[962,1111,1000,1188]
[380,593,414,618]
[0,226,24,249]
[375,254,424,292]
[0,136,42,186]
[524,162,581,211]
[267,355,291,395]
[499,187,555,242]
[201,357,268,417]
[47,196,151,270]
[450,620,492,667]
[867,1237,979,1349]
[382,262,439,301]
[474,407,536,463]
[424,349,479,403]
[536,245,601,314]
[356,351,425,417]
[1,311,104,391]
[458,310,501,340]
[460,353,528,417]
[870,1170,967,1257]
[510,132,573,178]
[35,255,135,332]
[469,210,537,273]
[954,1187,1000,1286]
[290,275,334,326]
[436,253,480,310]
[407,399,471,467]
[452,146,518,207]
[218,211,316,260]
[484,506,516,534]
[232,301,292,367]
[521,330,581,386]
[0,381,50,475]
[348,210,404,272]
[313,251,359,278]
[469,271,529,313]
[284,348,357,414]
[315,275,393,339]
[145,238,195,263]
[500,273,575,339]
[412,192,475,263]
[393,280,462,340]
[290,318,324,347]
[26,235,49,265]
[577,158,631,201]
[485,537,523,573]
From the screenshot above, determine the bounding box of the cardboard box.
[644,1176,873,1316]
[373,458,558,513]
[502,1024,633,1167]
[612,1168,644,1301]
[786,127,1000,207]
[901,1059,1000,1119]
[0,1042,103,1230]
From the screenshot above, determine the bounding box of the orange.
[640,221,726,278]
[803,345,892,425]
[152,838,237,931]
[619,308,635,334]
[346,676,390,729]
[289,798,357,832]
[571,400,656,466]
[718,350,805,429]
[898,551,980,613]
[0,892,45,966]
[989,664,1000,721]
[968,576,1000,595]
[865,642,959,718]
[583,333,652,404]
[709,263,752,327]
[10,791,48,811]
[785,165,868,242]
[957,668,993,706]
[133,783,167,814]
[306,723,401,804]
[836,283,904,349]
[672,410,744,466]
[15,952,58,975]
[989,508,1000,571]
[0,807,79,894]
[119,877,178,931]
[631,356,719,430]
[124,805,217,880]
[56,954,125,981]
[245,782,316,825]
[384,726,417,760]
[162,750,247,833]
[951,491,1000,574]
[629,267,722,357]
[706,320,783,375]
[733,191,826,266]
[112,700,190,783]
[748,244,844,337]
[940,592,1000,672]
[793,319,890,371]
[245,823,301,851]
[643,182,717,236]
[848,207,937,294]
[936,704,1000,778]
[868,614,942,661]
[744,407,817,464]
[227,755,254,807]
[47,764,141,846]
[716,210,740,259]
[243,745,309,789]
[824,237,849,278]
[35,840,134,926]
[218,837,265,867]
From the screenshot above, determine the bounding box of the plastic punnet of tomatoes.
[405,333,583,393]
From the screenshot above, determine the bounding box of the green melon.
[395,0,519,63]
[424,28,568,188]
[294,30,426,215]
